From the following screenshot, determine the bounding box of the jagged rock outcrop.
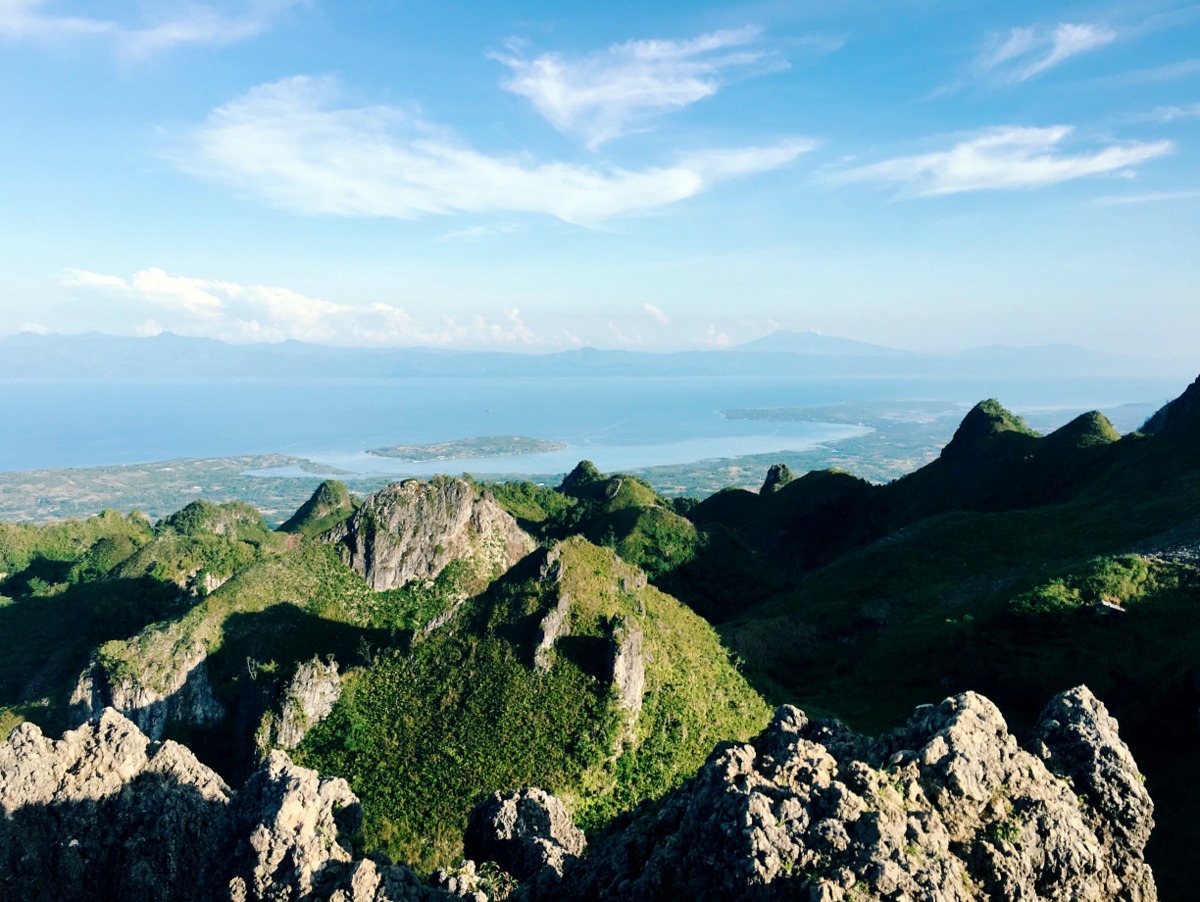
[760,463,794,494]
[322,477,535,593]
[0,709,232,901]
[464,788,586,885]
[0,710,452,902]
[608,617,645,714]
[228,749,361,900]
[534,593,571,673]
[69,642,225,741]
[531,686,1155,901]
[262,656,342,750]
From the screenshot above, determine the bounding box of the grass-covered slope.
[489,463,781,623]
[277,479,358,538]
[716,382,1200,899]
[0,511,187,736]
[295,536,770,871]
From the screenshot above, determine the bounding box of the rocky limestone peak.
[0,709,234,901]
[1141,372,1200,437]
[322,476,535,593]
[940,399,1039,463]
[760,463,795,494]
[538,685,1156,901]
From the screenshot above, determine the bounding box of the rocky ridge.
[0,685,1156,901]
[509,686,1155,901]
[321,477,535,593]
[69,641,224,741]
[0,708,451,901]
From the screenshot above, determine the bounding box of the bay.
[0,374,1182,476]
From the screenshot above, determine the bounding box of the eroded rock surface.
[69,642,225,741]
[464,788,586,885]
[0,710,450,902]
[322,477,535,593]
[530,686,1155,901]
[265,656,342,750]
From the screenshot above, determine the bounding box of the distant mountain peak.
[734,330,905,357]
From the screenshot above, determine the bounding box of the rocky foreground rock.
[0,709,449,901]
[516,685,1155,901]
[0,686,1155,901]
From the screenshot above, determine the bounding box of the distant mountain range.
[0,329,1187,380]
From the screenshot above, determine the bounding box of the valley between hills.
[1,374,1198,900]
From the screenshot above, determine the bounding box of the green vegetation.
[0,511,189,736]
[1008,556,1166,616]
[296,538,769,870]
[278,479,359,538]
[3,378,1200,895]
[368,435,567,461]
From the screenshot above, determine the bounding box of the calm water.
[0,375,1183,475]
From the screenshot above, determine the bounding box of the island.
[366,435,567,462]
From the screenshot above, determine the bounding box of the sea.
[0,374,1185,477]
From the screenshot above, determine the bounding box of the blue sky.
[1,0,1198,355]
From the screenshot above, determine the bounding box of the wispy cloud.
[0,0,302,56]
[63,266,539,347]
[437,223,523,242]
[978,22,1117,83]
[1143,101,1200,122]
[492,27,785,148]
[1105,57,1200,84]
[1093,188,1200,205]
[643,302,670,325]
[176,75,813,225]
[830,126,1171,197]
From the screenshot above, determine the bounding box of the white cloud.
[1146,102,1200,122]
[1093,188,1200,205]
[702,324,730,348]
[979,22,1117,82]
[63,266,540,347]
[0,0,302,55]
[643,302,670,325]
[492,27,781,148]
[830,126,1171,197]
[437,223,523,242]
[176,75,812,225]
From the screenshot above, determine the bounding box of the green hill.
[296,537,769,869]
